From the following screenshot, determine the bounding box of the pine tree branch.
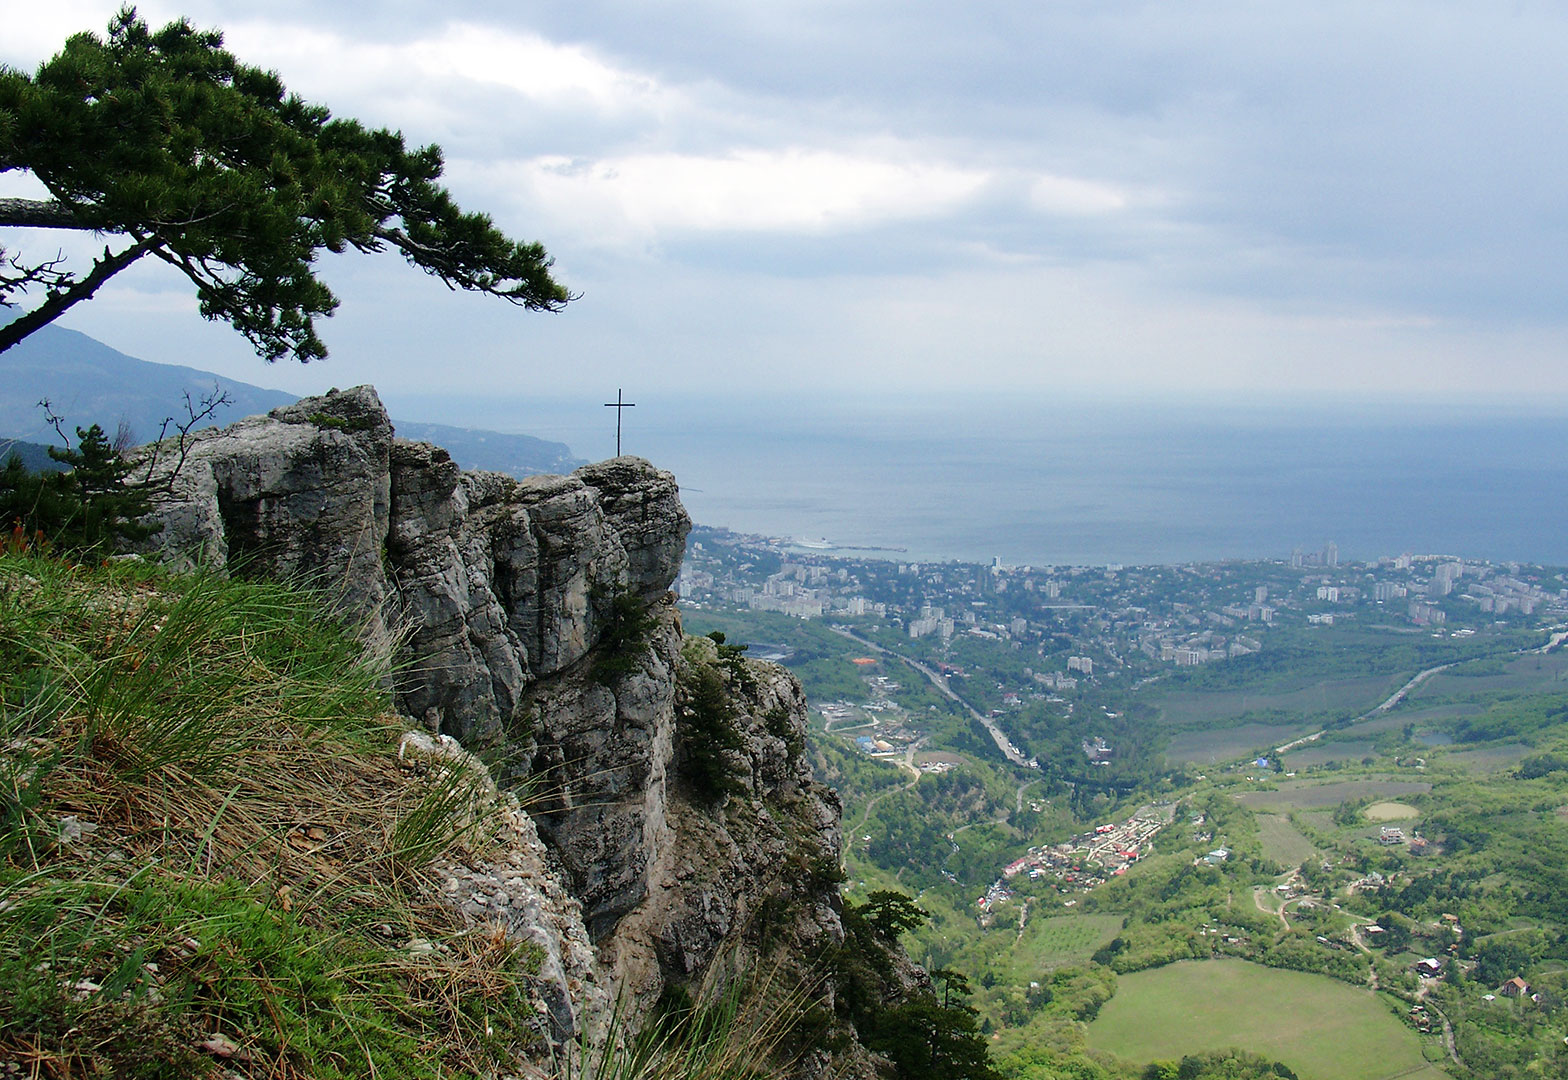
[0,238,156,354]
[0,198,84,229]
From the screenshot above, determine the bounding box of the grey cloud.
[8,1,1568,396]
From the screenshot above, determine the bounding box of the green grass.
[1008,914,1126,976]
[1086,959,1448,1080]
[1255,814,1317,869]
[0,552,545,1077]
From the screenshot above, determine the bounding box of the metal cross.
[603,388,636,456]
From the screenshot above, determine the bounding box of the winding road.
[829,625,1033,767]
[846,737,924,840]
[1274,624,1568,756]
[1273,662,1457,754]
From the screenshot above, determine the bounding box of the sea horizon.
[384,391,1568,570]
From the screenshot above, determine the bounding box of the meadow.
[1286,738,1380,767]
[1411,651,1568,700]
[1437,743,1534,773]
[1364,801,1420,821]
[1255,814,1318,868]
[1007,913,1126,975]
[1164,722,1303,765]
[1086,959,1449,1080]
[1235,779,1431,812]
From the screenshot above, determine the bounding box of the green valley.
[681,529,1568,1078]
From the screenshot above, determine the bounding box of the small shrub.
[677,661,746,803]
[593,587,657,685]
[307,410,377,433]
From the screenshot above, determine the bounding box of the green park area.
[1087,959,1449,1080]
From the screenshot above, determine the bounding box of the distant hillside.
[0,325,295,446]
[392,421,582,477]
[0,326,583,477]
[0,438,69,473]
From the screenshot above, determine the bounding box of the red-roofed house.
[1501,977,1531,998]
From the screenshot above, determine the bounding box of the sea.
[397,392,1568,569]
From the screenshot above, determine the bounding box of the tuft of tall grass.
[1,554,387,779]
[557,958,811,1080]
[0,550,551,1077]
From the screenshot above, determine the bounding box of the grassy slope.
[1,551,840,1080]
[0,551,546,1077]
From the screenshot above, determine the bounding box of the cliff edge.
[136,385,884,1075]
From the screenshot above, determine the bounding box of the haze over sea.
[399,392,1568,569]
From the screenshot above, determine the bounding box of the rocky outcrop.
[398,731,608,1046]
[145,387,395,635]
[515,602,682,943]
[601,636,848,993]
[139,387,870,1073]
[142,386,689,747]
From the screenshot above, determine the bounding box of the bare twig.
[0,247,75,305]
[137,382,233,490]
[38,398,71,449]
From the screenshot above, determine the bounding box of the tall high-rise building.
[1323,541,1339,568]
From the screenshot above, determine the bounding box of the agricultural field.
[1164,722,1304,765]
[1235,778,1432,812]
[1007,913,1126,975]
[1287,738,1380,767]
[1086,959,1449,1080]
[1255,813,1318,868]
[1364,801,1420,821]
[1437,743,1534,773]
[1411,651,1568,700]
[1154,674,1402,729]
[1352,712,1418,734]
[1389,702,1486,728]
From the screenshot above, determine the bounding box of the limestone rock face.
[399,731,609,1046]
[575,458,690,600]
[517,601,681,942]
[141,387,690,748]
[138,388,868,1072]
[594,636,851,1032]
[144,385,395,632]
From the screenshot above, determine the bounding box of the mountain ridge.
[0,325,583,477]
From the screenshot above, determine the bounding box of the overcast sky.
[5,1,1568,412]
